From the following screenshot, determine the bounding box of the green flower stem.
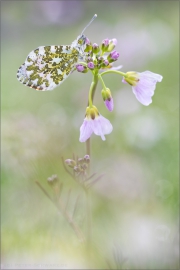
[86,72,99,159]
[88,82,94,107]
[101,69,127,77]
[85,73,99,248]
[85,72,100,247]
[35,181,85,242]
[88,71,99,107]
[98,74,107,90]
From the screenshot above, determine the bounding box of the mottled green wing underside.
[17,45,79,91]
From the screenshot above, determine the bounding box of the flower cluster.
[76,37,163,142]
[65,155,90,179]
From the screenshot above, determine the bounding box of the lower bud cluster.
[65,155,90,178]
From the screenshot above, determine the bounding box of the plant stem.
[86,72,98,159]
[85,72,98,247]
[58,197,85,242]
[98,74,107,90]
[35,180,85,242]
[86,138,91,162]
[85,189,92,247]
[100,69,126,77]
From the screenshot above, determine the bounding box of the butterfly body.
[17,34,87,91]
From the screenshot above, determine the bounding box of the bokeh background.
[1,1,179,269]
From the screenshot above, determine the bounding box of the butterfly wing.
[17,45,79,91]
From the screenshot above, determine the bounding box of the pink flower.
[122,71,163,106]
[79,106,113,142]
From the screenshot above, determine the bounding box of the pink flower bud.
[110,51,120,61]
[76,64,85,72]
[87,62,95,69]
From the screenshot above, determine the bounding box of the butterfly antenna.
[81,14,97,35]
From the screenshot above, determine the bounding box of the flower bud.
[82,163,88,170]
[84,154,90,163]
[92,43,100,54]
[87,62,95,70]
[78,158,84,164]
[101,59,110,68]
[104,59,109,66]
[65,159,76,168]
[84,38,92,52]
[74,166,80,172]
[107,38,117,52]
[101,88,114,111]
[87,56,93,62]
[101,38,109,52]
[97,56,103,64]
[107,51,120,62]
[76,64,88,73]
[86,38,91,44]
[47,174,59,185]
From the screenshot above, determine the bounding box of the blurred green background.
[1,1,179,269]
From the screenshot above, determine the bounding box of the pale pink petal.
[141,71,163,82]
[79,119,93,142]
[91,119,106,140]
[79,114,113,142]
[132,71,163,106]
[122,77,127,84]
[92,115,113,140]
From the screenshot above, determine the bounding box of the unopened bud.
[87,56,93,62]
[101,88,114,111]
[101,38,110,52]
[104,59,109,66]
[65,159,76,168]
[107,38,117,52]
[101,59,110,68]
[78,158,84,164]
[82,163,88,170]
[76,64,88,73]
[107,51,120,62]
[97,56,103,65]
[47,174,58,185]
[84,38,92,52]
[84,154,90,163]
[92,43,100,54]
[74,166,81,173]
[87,62,95,70]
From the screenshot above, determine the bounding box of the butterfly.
[17,14,97,91]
